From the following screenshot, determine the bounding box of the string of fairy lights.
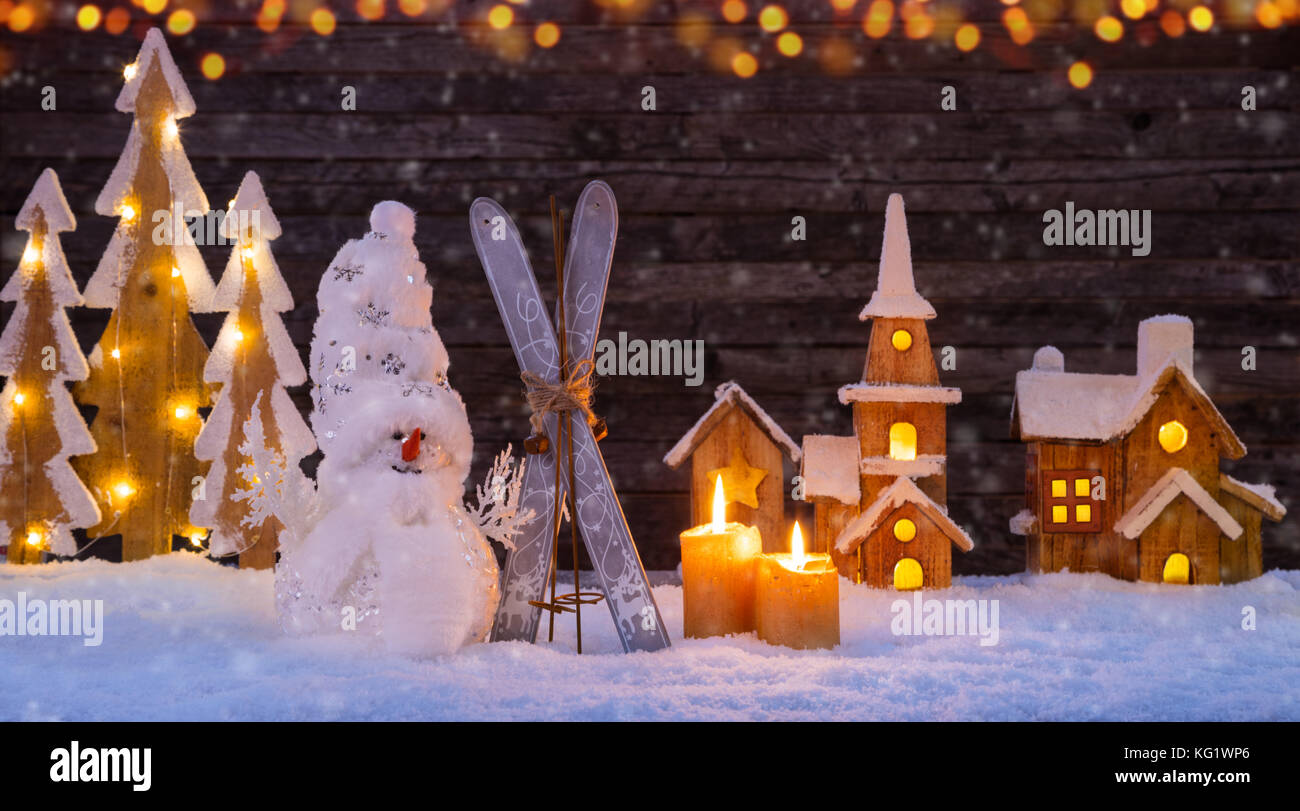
[0,0,1294,88]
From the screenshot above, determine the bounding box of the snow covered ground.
[2,553,1298,721]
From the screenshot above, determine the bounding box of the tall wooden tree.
[74,29,217,561]
[191,171,314,569]
[0,169,101,564]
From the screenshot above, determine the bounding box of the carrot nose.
[401,428,421,462]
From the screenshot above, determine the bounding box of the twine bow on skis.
[521,358,598,437]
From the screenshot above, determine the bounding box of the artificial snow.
[838,383,962,405]
[663,381,801,468]
[3,553,1296,721]
[799,434,860,505]
[1220,474,1288,521]
[836,475,974,554]
[1114,468,1243,541]
[859,194,936,321]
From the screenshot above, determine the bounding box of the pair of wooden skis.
[469,181,670,653]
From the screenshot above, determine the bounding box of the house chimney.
[1032,345,1064,372]
[1137,315,1194,378]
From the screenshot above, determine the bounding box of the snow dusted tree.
[191,171,314,569]
[0,169,100,564]
[73,29,218,561]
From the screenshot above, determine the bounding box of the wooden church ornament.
[1011,315,1286,584]
[800,193,972,588]
[0,169,100,563]
[663,381,801,553]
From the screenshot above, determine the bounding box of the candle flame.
[791,521,805,568]
[711,474,726,534]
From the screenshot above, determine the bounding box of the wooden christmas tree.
[191,171,314,570]
[74,29,218,561]
[0,169,101,564]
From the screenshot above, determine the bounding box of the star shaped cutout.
[707,446,767,510]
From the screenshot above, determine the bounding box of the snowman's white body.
[276,201,499,658]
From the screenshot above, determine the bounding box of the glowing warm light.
[889,422,917,461]
[1187,5,1213,29]
[163,117,179,139]
[200,52,225,80]
[105,6,129,33]
[310,7,336,35]
[534,21,560,48]
[1002,7,1033,44]
[1068,61,1094,89]
[1256,1,1283,26]
[758,4,788,31]
[110,348,121,359]
[893,557,923,590]
[954,23,980,51]
[26,529,42,547]
[904,10,933,38]
[731,51,758,78]
[891,328,913,351]
[487,4,513,29]
[1120,0,1145,18]
[790,521,805,568]
[232,327,245,343]
[399,0,427,15]
[1094,15,1123,41]
[357,0,385,21]
[711,474,726,534]
[863,0,893,38]
[893,518,917,542]
[120,204,136,222]
[174,405,190,420]
[123,62,138,81]
[77,4,102,30]
[1158,420,1188,453]
[1076,503,1092,522]
[8,3,33,31]
[776,30,802,56]
[21,243,39,264]
[171,266,181,277]
[831,0,857,9]
[166,8,194,34]
[1159,9,1186,36]
[142,0,167,14]
[722,0,747,23]
[1163,553,1190,584]
[114,481,135,499]
[13,392,25,406]
[257,2,282,32]
[676,11,712,46]
[241,247,255,259]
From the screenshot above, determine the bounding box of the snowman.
[273,201,502,657]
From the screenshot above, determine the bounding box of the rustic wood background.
[2,6,1297,573]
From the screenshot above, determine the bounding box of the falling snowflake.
[357,303,391,327]
[381,353,406,375]
[331,263,364,282]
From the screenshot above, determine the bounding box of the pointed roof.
[223,171,282,240]
[16,168,75,233]
[1114,468,1243,540]
[835,476,974,555]
[116,28,196,118]
[859,194,936,321]
[1219,474,1286,522]
[663,381,801,468]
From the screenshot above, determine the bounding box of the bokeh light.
[676,11,712,47]
[1120,0,1145,17]
[534,21,560,48]
[357,0,384,21]
[731,51,758,78]
[488,4,513,29]
[776,30,802,55]
[1188,5,1214,29]
[1068,61,1093,88]
[1256,1,1282,26]
[166,8,194,34]
[105,6,129,34]
[954,22,980,51]
[141,0,166,14]
[1159,8,1186,34]
[758,4,788,31]
[77,4,102,30]
[399,0,427,15]
[722,0,747,23]
[863,0,893,38]
[1094,14,1123,40]
[310,7,335,35]
[200,52,224,80]
[1003,7,1034,43]
[7,2,33,31]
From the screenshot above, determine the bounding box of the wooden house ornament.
[801,194,972,589]
[1010,315,1286,584]
[664,381,801,552]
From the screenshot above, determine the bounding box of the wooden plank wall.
[1,8,1297,573]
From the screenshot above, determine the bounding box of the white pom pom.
[370,201,416,240]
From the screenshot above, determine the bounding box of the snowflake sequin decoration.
[381,353,406,375]
[357,303,391,327]
[331,263,364,282]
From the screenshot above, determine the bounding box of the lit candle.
[678,475,763,638]
[754,522,840,650]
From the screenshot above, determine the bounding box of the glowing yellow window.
[1158,420,1187,453]
[1075,504,1091,523]
[891,329,912,351]
[1162,553,1190,584]
[889,422,917,461]
[1074,478,1090,497]
[893,558,923,590]
[893,518,916,542]
[1052,505,1068,524]
[1051,479,1067,498]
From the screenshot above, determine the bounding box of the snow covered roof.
[835,476,974,555]
[1219,474,1287,522]
[663,381,801,468]
[859,194,937,321]
[799,434,860,505]
[1012,318,1244,458]
[1114,468,1243,541]
[116,28,197,118]
[839,382,961,405]
[16,168,75,233]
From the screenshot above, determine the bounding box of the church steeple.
[859,194,939,386]
[860,194,936,322]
